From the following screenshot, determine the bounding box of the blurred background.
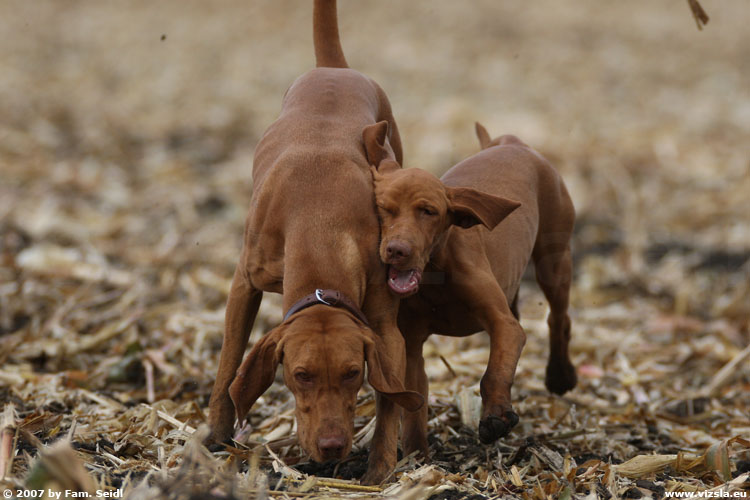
[0,0,749,494]
[2,0,748,289]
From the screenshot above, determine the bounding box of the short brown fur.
[207,0,419,484]
[371,123,577,456]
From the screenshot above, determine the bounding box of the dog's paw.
[360,465,392,486]
[478,410,519,444]
[545,358,577,395]
[402,435,430,461]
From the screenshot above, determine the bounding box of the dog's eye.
[295,371,313,383]
[420,207,437,217]
[342,369,360,381]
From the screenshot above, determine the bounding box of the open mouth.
[387,266,422,296]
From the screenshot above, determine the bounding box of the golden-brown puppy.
[369,123,576,457]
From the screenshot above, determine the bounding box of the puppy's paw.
[545,358,577,395]
[206,441,229,453]
[204,424,234,450]
[478,410,519,444]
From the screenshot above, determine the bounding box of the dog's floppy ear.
[363,121,400,174]
[229,326,286,423]
[475,122,492,150]
[361,330,423,411]
[447,186,521,231]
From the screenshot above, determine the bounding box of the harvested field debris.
[1,1,749,499]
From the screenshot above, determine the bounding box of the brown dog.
[207,0,422,484]
[368,123,577,457]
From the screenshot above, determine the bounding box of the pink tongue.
[388,267,419,294]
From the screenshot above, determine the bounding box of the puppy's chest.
[403,284,483,336]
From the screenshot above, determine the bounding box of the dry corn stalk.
[616,436,750,481]
[615,454,680,478]
[0,404,17,480]
[24,440,97,495]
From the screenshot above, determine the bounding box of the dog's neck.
[282,234,365,311]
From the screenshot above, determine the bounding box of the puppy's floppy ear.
[447,186,521,231]
[229,326,286,423]
[363,120,389,166]
[361,330,423,412]
[363,121,400,174]
[475,122,492,150]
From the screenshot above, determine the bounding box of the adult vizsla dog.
[207,0,422,484]
[368,123,577,457]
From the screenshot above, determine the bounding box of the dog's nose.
[385,240,412,263]
[317,435,346,460]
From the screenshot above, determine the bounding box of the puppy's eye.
[342,369,360,381]
[295,371,313,383]
[420,207,438,217]
[378,204,395,216]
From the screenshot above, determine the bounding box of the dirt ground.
[1,1,749,499]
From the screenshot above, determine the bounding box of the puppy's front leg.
[360,294,406,485]
[400,317,431,459]
[455,271,525,444]
[478,309,525,443]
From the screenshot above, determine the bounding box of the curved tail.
[313,0,349,68]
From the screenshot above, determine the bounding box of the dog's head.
[363,121,520,297]
[228,306,422,462]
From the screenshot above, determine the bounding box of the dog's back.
[245,0,403,296]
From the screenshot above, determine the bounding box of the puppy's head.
[228,306,422,462]
[364,122,520,297]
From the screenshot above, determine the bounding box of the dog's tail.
[313,0,349,68]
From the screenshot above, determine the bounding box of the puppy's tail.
[313,0,349,68]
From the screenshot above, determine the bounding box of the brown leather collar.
[283,289,370,327]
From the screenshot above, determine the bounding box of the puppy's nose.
[317,435,346,460]
[385,240,412,264]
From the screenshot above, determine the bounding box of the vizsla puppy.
[369,123,577,457]
[207,0,422,484]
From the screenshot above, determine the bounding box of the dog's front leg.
[207,262,263,444]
